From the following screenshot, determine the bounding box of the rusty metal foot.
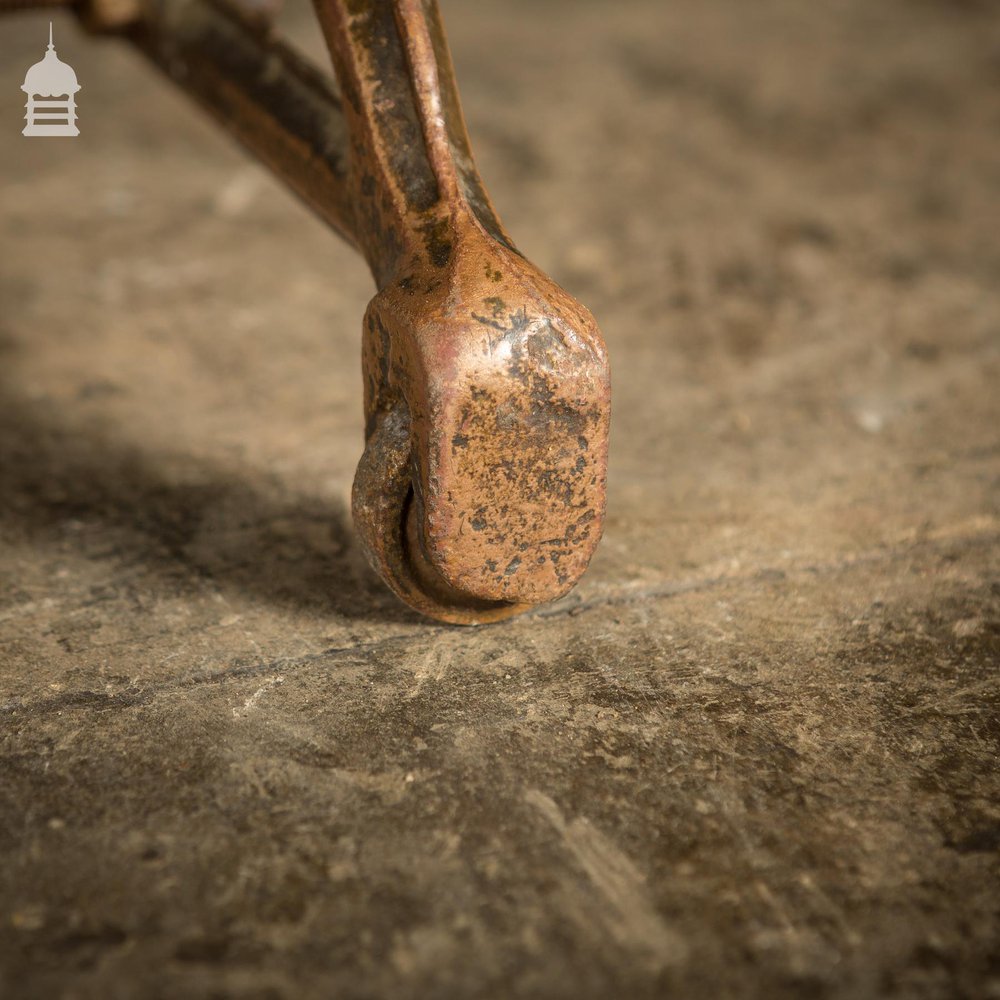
[8,0,612,624]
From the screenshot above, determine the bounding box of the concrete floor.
[1,1,999,997]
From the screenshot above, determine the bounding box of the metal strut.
[6,0,612,624]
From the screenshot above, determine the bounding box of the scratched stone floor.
[1,1,999,997]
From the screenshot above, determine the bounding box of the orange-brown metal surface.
[5,0,611,623]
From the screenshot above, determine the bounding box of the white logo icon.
[21,23,81,137]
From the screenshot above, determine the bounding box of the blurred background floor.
[1,1,999,997]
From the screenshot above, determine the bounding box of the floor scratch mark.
[525,788,687,972]
[232,675,284,718]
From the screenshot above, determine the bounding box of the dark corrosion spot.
[504,556,522,576]
[417,216,452,268]
[482,295,506,318]
[452,432,470,449]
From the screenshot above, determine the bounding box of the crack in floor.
[3,524,995,720]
